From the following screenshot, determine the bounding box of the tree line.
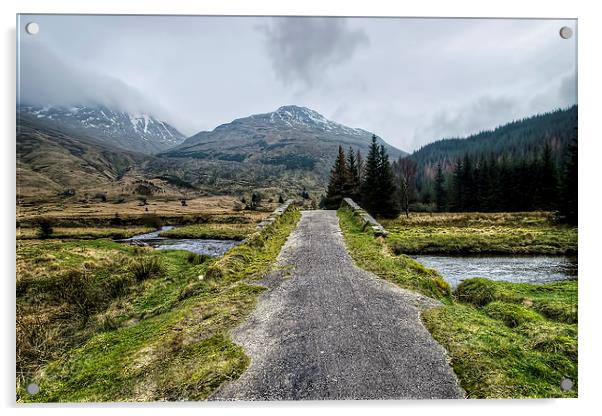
[324,135,577,224]
[323,135,400,218]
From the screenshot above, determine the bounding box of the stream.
[123,225,241,257]
[414,254,578,287]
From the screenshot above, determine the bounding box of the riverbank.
[380,212,577,255]
[337,207,578,398]
[17,206,301,402]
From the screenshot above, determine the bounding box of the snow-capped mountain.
[165,105,406,166]
[18,105,186,154]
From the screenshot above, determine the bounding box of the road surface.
[212,210,464,400]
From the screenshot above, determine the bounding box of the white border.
[2,1,599,415]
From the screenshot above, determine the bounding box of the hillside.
[156,105,406,196]
[18,105,186,154]
[411,106,577,175]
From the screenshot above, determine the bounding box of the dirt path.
[212,210,464,400]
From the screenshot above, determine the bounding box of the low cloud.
[18,42,166,118]
[258,17,368,86]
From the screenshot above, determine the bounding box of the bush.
[53,270,103,320]
[455,278,497,306]
[129,257,165,281]
[37,219,54,239]
[141,214,163,229]
[483,301,541,327]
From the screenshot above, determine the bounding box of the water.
[413,254,578,288]
[123,226,241,257]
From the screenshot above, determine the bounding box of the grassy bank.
[17,226,154,240]
[380,212,577,254]
[338,208,578,398]
[337,208,451,300]
[17,206,300,402]
[423,279,577,398]
[159,223,256,241]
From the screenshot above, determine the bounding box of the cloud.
[258,17,368,86]
[18,41,167,118]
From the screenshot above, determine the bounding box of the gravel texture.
[212,210,464,400]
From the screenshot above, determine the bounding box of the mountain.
[163,105,406,167]
[18,105,186,154]
[410,106,577,175]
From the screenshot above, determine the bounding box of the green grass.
[338,207,578,398]
[381,212,577,254]
[422,279,578,398]
[337,208,451,300]
[159,223,256,240]
[17,226,155,240]
[17,206,301,402]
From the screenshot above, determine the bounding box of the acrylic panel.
[16,15,577,402]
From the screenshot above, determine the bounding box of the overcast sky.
[17,15,576,152]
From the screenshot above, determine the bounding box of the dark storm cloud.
[258,17,368,85]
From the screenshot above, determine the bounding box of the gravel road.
[212,210,464,400]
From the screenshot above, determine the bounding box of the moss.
[455,278,497,306]
[337,207,451,300]
[17,207,301,402]
[380,212,577,255]
[422,303,577,398]
[482,301,542,328]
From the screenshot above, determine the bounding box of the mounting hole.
[25,22,39,35]
[559,26,573,39]
[26,383,40,395]
[560,377,573,391]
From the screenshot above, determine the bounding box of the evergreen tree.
[360,136,382,216]
[324,145,350,209]
[434,163,447,212]
[376,143,400,218]
[558,137,577,223]
[535,143,558,210]
[346,146,361,201]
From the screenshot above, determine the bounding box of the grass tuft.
[129,257,165,282]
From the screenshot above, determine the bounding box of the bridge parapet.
[256,199,295,230]
[341,198,389,237]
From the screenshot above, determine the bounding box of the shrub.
[483,301,541,327]
[53,270,103,320]
[141,214,163,229]
[455,278,497,306]
[129,257,165,281]
[37,219,54,239]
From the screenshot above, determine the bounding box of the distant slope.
[163,105,405,167]
[18,105,186,154]
[157,105,406,195]
[16,116,147,200]
[410,106,577,172]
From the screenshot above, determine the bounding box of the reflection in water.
[413,255,578,287]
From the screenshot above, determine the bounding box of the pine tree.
[346,146,360,201]
[434,163,447,212]
[377,144,400,218]
[536,143,558,210]
[324,145,350,209]
[558,137,577,223]
[360,136,382,216]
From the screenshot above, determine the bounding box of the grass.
[159,223,256,240]
[381,212,577,254]
[17,226,155,240]
[337,207,578,398]
[17,206,300,402]
[337,208,451,300]
[422,279,578,398]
